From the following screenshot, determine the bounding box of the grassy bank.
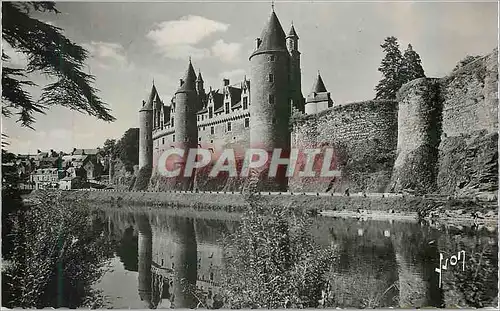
[50,189,434,213]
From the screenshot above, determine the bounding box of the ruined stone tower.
[287,24,305,113]
[172,59,199,190]
[139,85,155,170]
[249,9,291,191]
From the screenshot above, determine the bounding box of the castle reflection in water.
[100,208,498,309]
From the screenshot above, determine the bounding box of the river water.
[93,207,498,309]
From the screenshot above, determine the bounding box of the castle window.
[173,135,175,142]
[227,121,232,132]
[145,121,148,126]
[244,118,249,128]
[225,93,228,99]
[171,118,174,127]
[225,103,229,114]
[210,126,214,135]
[199,137,201,141]
[203,126,206,131]
[210,272,214,281]
[268,74,274,82]
[209,107,213,118]
[162,138,165,144]
[197,115,200,121]
[269,94,275,104]
[269,55,275,62]
[210,140,213,143]
[272,118,276,124]
[243,97,248,110]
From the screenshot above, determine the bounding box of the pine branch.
[1,2,115,128]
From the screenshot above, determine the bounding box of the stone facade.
[291,100,398,193]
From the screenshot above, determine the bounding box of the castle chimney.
[255,38,261,49]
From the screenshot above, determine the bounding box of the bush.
[220,192,337,308]
[2,191,115,308]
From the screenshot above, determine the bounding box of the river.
[93,207,498,309]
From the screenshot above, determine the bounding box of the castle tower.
[139,85,155,170]
[249,8,291,191]
[196,70,206,111]
[286,23,305,113]
[305,71,333,114]
[172,59,199,190]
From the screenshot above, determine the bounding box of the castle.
[138,9,334,191]
[137,9,498,195]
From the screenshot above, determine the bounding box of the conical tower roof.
[250,10,287,58]
[311,72,327,93]
[176,59,197,93]
[287,24,298,39]
[197,70,204,82]
[140,84,157,111]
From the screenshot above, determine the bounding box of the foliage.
[375,37,404,100]
[375,37,426,100]
[401,44,425,83]
[133,163,152,191]
[101,138,116,157]
[453,55,482,72]
[220,193,337,308]
[2,191,115,308]
[452,240,498,308]
[114,128,139,173]
[2,2,115,128]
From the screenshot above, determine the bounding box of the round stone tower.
[249,9,291,191]
[139,85,155,171]
[172,60,199,190]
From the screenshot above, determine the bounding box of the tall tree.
[401,44,425,83]
[115,128,139,173]
[374,36,404,100]
[2,2,115,129]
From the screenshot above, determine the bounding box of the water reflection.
[98,209,498,309]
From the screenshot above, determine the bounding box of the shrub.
[2,191,115,308]
[220,192,337,308]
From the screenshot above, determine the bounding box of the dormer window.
[243,97,248,110]
[225,103,229,114]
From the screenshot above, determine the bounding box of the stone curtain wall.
[290,100,398,193]
[436,50,498,195]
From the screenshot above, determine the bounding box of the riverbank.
[26,189,498,224]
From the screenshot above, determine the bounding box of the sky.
[2,0,498,154]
